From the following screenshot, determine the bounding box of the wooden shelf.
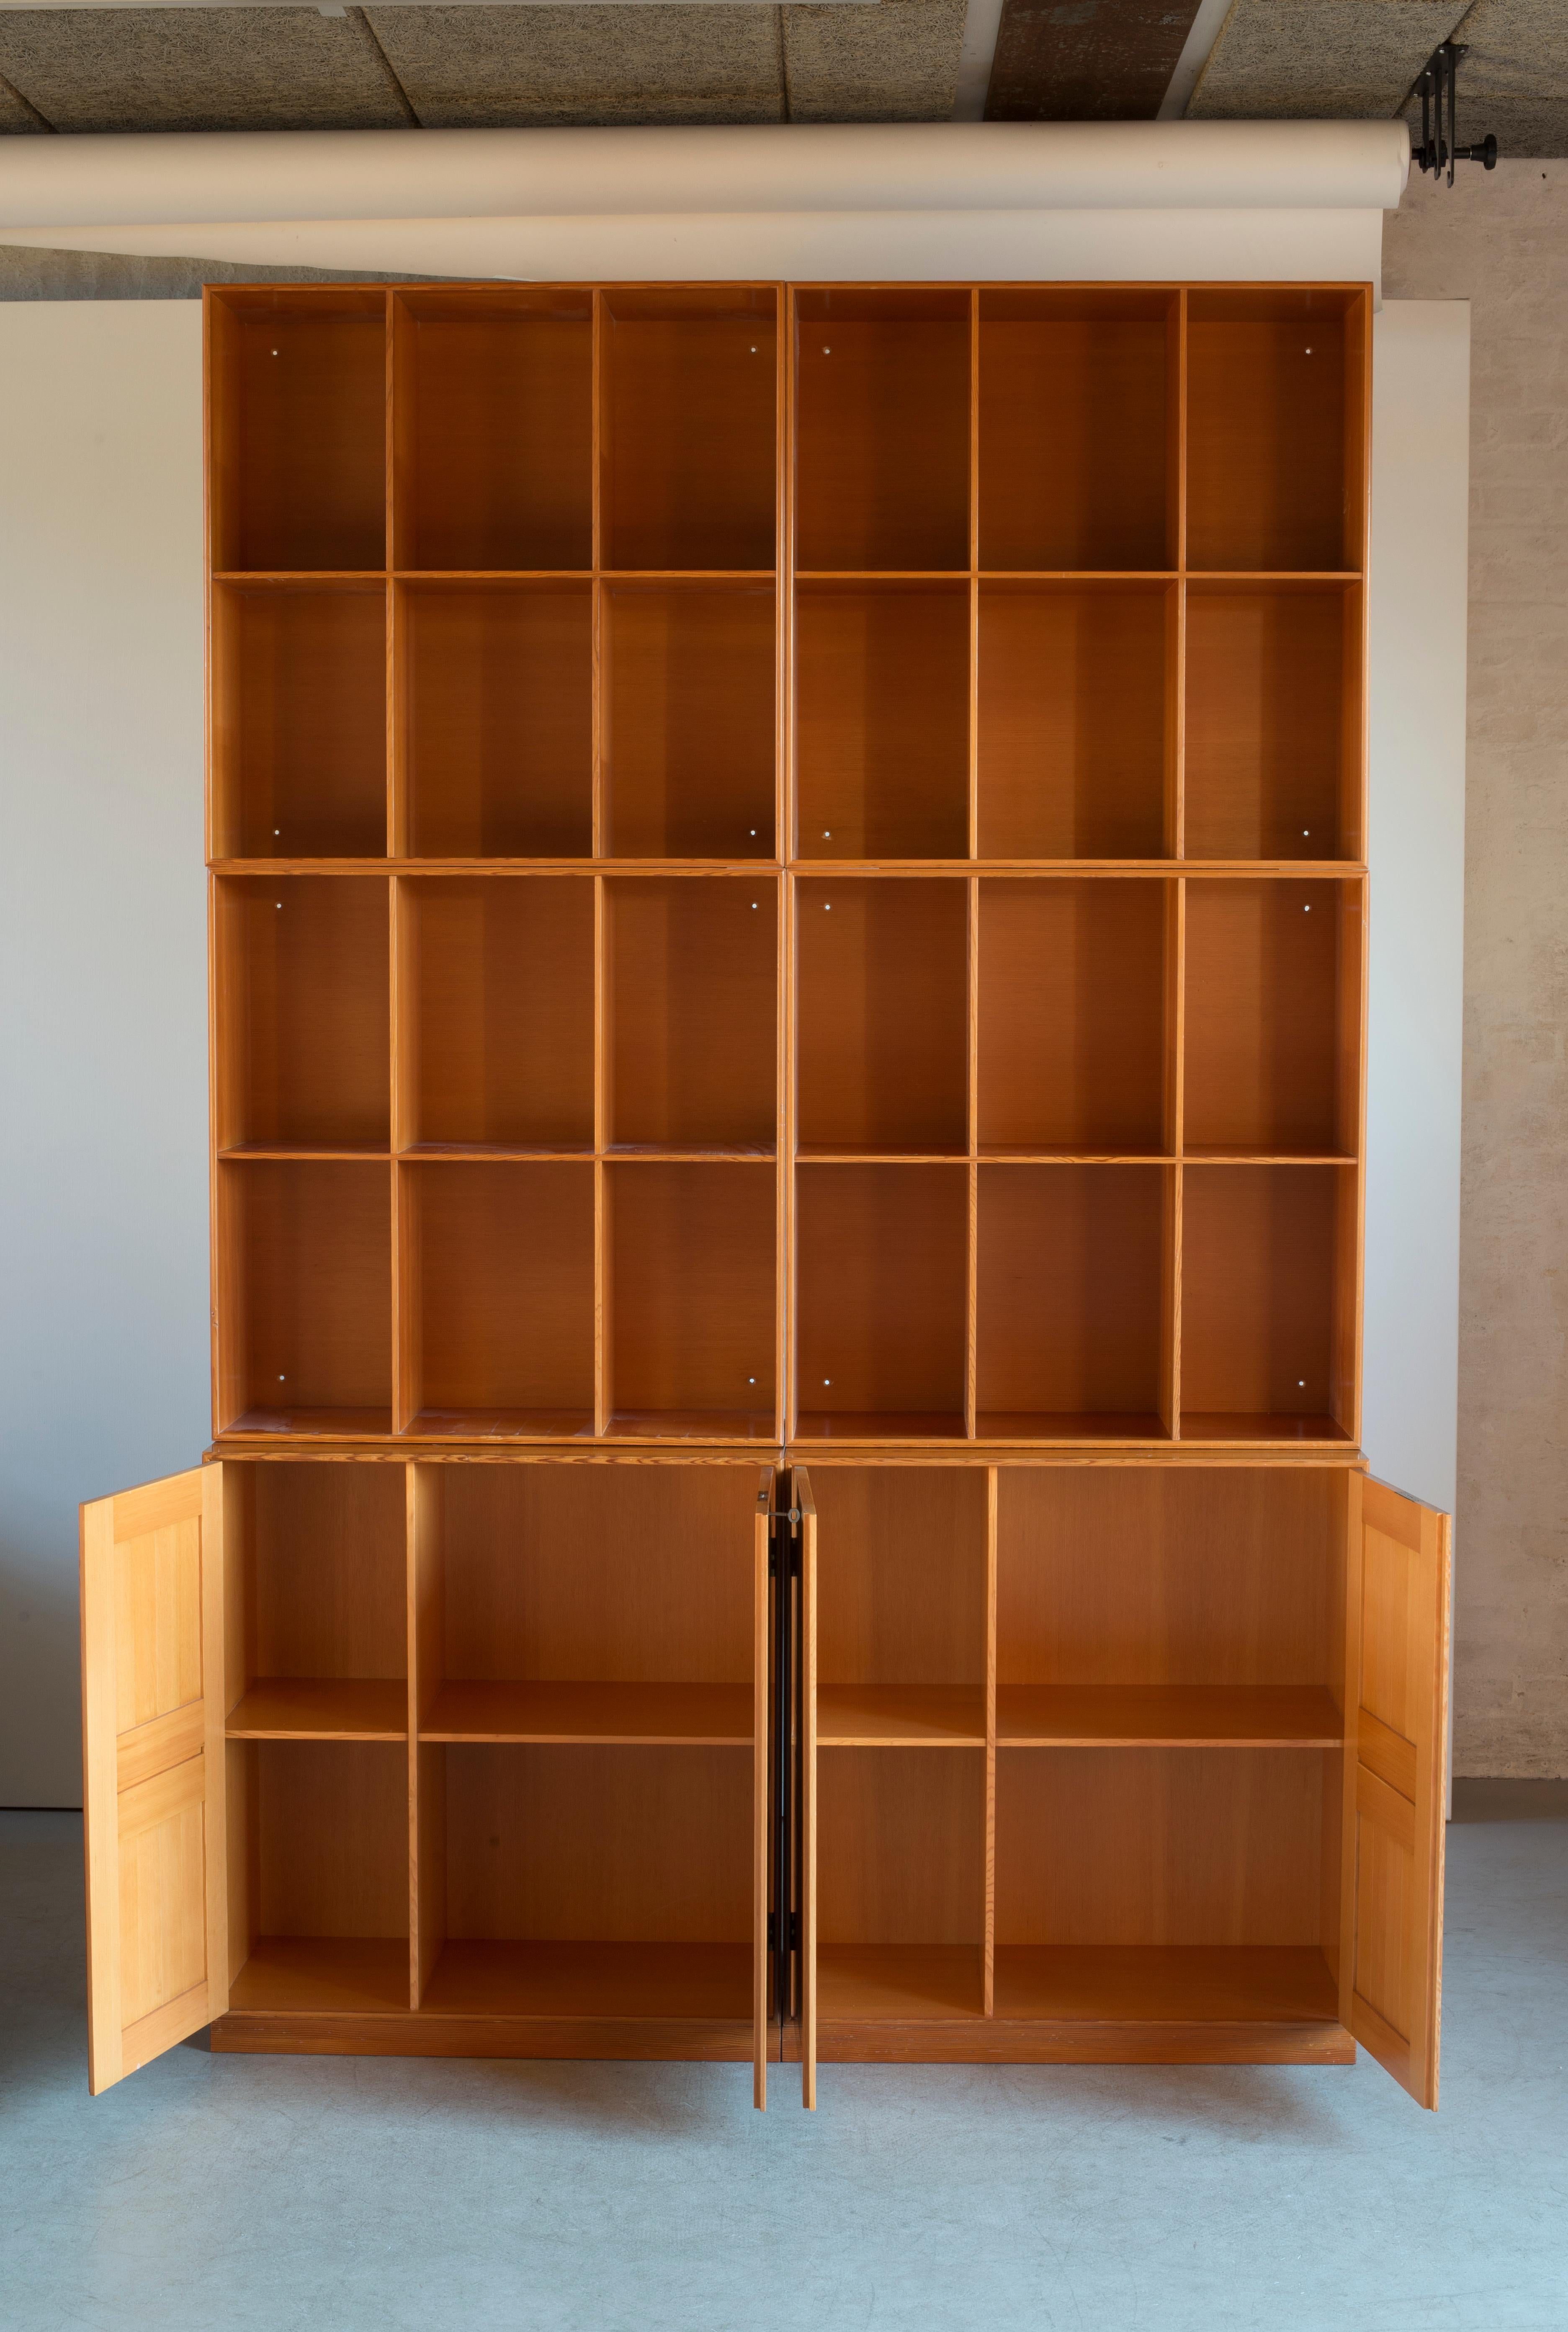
[793,1411,968,1442]
[795,582,969,858]
[1186,289,1364,575]
[398,876,594,1149]
[817,1945,984,2021]
[996,1685,1342,1748]
[977,1165,1169,1430]
[797,878,967,1154]
[210,290,386,574]
[405,1408,595,1440]
[978,289,1176,573]
[1185,581,1362,861]
[399,1161,594,1424]
[391,289,593,573]
[420,1940,752,2020]
[228,1679,408,1741]
[975,1412,1170,1444]
[601,288,777,572]
[211,580,387,860]
[1180,1164,1354,1437]
[794,289,970,573]
[602,583,776,857]
[216,1160,392,1430]
[977,879,1171,1152]
[397,581,593,858]
[796,1165,967,1430]
[977,580,1174,859]
[606,877,777,1146]
[421,1680,754,1745]
[214,875,389,1149]
[607,1161,776,1426]
[229,1936,411,2015]
[991,1945,1338,2025]
[817,1685,984,1747]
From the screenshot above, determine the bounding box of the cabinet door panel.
[798,1468,818,2110]
[1346,1475,1450,2108]
[81,1465,228,2094]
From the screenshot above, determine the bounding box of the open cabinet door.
[80,1465,228,2093]
[1346,1474,1452,2108]
[754,1468,773,2110]
[796,1469,817,2110]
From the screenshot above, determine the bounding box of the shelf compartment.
[977,580,1174,859]
[1184,878,1361,1155]
[606,877,777,1147]
[216,1160,393,1432]
[227,1680,409,1741]
[797,878,967,1154]
[795,581,969,859]
[996,1685,1342,1749]
[209,288,387,574]
[600,287,777,572]
[421,1681,754,1745]
[419,1743,753,2012]
[607,1161,775,1435]
[222,1458,407,1734]
[813,1466,988,1743]
[397,582,593,858]
[795,1165,968,1438]
[226,1739,409,2011]
[420,1939,753,2020]
[991,1945,1339,2025]
[391,289,592,572]
[215,876,389,1149]
[1179,1164,1356,1440]
[995,1745,1339,1950]
[228,1935,411,2015]
[400,1161,594,1434]
[996,1463,1345,1705]
[818,1748,985,2015]
[976,1164,1169,1437]
[978,289,1177,572]
[602,582,776,858]
[1184,581,1362,861]
[794,289,970,573]
[211,581,387,860]
[1186,289,1366,575]
[397,876,594,1148]
[978,879,1171,1152]
[412,1460,759,1733]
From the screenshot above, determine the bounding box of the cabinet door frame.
[1341,1470,1452,2108]
[796,1466,817,2108]
[80,1463,229,2095]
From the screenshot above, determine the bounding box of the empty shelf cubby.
[211,581,387,860]
[602,584,777,858]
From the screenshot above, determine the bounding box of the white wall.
[0,292,1469,1804]
[1362,302,1470,1514]
[0,304,208,1805]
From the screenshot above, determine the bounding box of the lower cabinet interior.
[214,1452,1352,2060]
[220,1458,763,2038]
[808,1461,1348,2051]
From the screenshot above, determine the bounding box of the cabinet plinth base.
[210,2012,757,2061]
[783,2020,1356,2067]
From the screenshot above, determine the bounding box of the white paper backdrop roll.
[0,121,1409,287]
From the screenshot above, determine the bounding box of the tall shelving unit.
[80,279,1451,2115]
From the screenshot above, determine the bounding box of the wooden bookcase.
[81,281,1450,2115]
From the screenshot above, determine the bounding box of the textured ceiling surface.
[0,0,1559,150]
[0,2,966,134]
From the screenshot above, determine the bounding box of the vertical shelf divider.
[1164,877,1186,1439]
[404,1459,421,2008]
[591,292,610,1436]
[983,1465,997,2017]
[390,875,412,1433]
[783,290,799,1448]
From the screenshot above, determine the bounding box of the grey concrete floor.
[2,1803,1565,2332]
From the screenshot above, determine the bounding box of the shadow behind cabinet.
[81,280,1451,2114]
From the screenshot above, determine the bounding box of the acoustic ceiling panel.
[781,0,965,123]
[0,8,411,133]
[986,0,1203,123]
[365,5,788,127]
[1189,0,1466,120]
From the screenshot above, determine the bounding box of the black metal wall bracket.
[1414,42,1499,185]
